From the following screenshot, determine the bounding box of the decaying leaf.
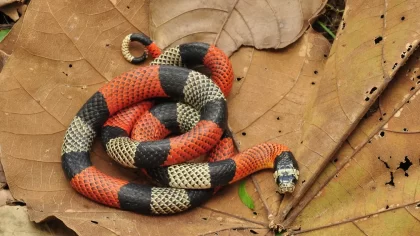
[150,0,327,56]
[0,189,13,206]
[0,205,52,235]
[0,0,21,8]
[293,205,420,235]
[0,1,24,21]
[288,43,420,234]
[0,0,330,234]
[277,0,420,225]
[0,159,6,188]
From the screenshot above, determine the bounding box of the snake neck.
[229,143,290,183]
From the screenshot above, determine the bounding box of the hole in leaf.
[392,63,398,70]
[127,6,130,9]
[13,201,26,206]
[253,211,258,215]
[69,64,73,68]
[333,158,338,163]
[385,172,395,186]
[276,117,280,120]
[324,54,328,58]
[380,14,384,18]
[202,218,208,220]
[249,230,258,234]
[369,87,377,94]
[311,82,316,85]
[401,16,405,21]
[314,70,318,74]
[397,156,413,176]
[383,113,387,116]
[403,128,408,132]
[91,221,98,224]
[379,117,383,121]
[386,205,389,209]
[236,77,242,81]
[241,132,246,136]
[378,156,390,169]
[365,97,370,101]
[408,45,413,51]
[106,44,110,47]
[278,130,282,133]
[380,131,385,137]
[374,36,383,44]
[302,180,306,184]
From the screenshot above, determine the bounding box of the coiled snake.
[61,33,299,215]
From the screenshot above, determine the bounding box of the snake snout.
[273,151,299,194]
[273,168,299,194]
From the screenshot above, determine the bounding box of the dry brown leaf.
[0,0,20,8]
[0,1,23,21]
[288,48,420,234]
[0,205,52,235]
[0,49,10,72]
[0,189,13,206]
[287,41,420,227]
[277,0,420,225]
[295,204,420,235]
[0,158,6,188]
[149,0,327,56]
[0,0,330,235]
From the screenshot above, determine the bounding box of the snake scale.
[61,33,300,215]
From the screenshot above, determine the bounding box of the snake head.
[273,151,299,194]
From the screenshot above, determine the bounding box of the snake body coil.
[61,34,299,215]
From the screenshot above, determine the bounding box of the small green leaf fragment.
[238,181,254,210]
[317,21,336,39]
[0,29,10,42]
[275,230,286,236]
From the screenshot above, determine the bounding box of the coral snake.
[61,33,299,215]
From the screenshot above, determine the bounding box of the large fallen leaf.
[277,0,420,225]
[0,0,330,234]
[149,0,327,56]
[289,45,420,234]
